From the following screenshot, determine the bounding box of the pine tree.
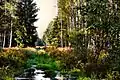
[16,0,38,47]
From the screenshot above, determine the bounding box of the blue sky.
[34,0,58,38]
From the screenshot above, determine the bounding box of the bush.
[77,76,91,80]
[0,66,15,80]
[25,52,61,71]
[0,49,36,79]
[106,71,120,80]
[0,49,29,67]
[45,47,80,70]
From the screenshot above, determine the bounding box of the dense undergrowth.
[0,47,120,80]
[0,48,61,80]
[45,47,120,80]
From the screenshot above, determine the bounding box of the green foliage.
[44,0,120,79]
[77,76,91,80]
[0,49,60,79]
[1,0,120,79]
[43,8,70,47]
[65,0,120,79]
[43,0,120,79]
[0,66,14,80]
[25,53,60,71]
[43,17,61,47]
[44,70,57,78]
[15,0,39,47]
[0,49,28,79]
[106,71,120,80]
[0,0,18,47]
[45,47,77,70]
[0,49,26,67]
[0,1,13,27]
[0,49,38,79]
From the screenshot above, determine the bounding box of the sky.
[34,0,58,38]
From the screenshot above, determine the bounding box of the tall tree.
[69,0,120,75]
[43,0,73,47]
[43,17,61,47]
[0,0,17,48]
[16,0,38,47]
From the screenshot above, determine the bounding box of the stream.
[15,66,63,80]
[15,65,77,80]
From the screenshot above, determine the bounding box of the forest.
[0,0,120,80]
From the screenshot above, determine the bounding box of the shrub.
[106,71,120,80]
[45,47,80,70]
[0,66,15,80]
[44,70,57,78]
[0,49,35,79]
[77,76,91,80]
[84,63,109,78]
[0,49,28,68]
[45,46,112,79]
[25,53,61,71]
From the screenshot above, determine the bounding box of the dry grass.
[3,47,37,51]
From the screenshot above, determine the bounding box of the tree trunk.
[9,27,12,48]
[3,31,6,48]
[9,0,13,48]
[9,21,13,48]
